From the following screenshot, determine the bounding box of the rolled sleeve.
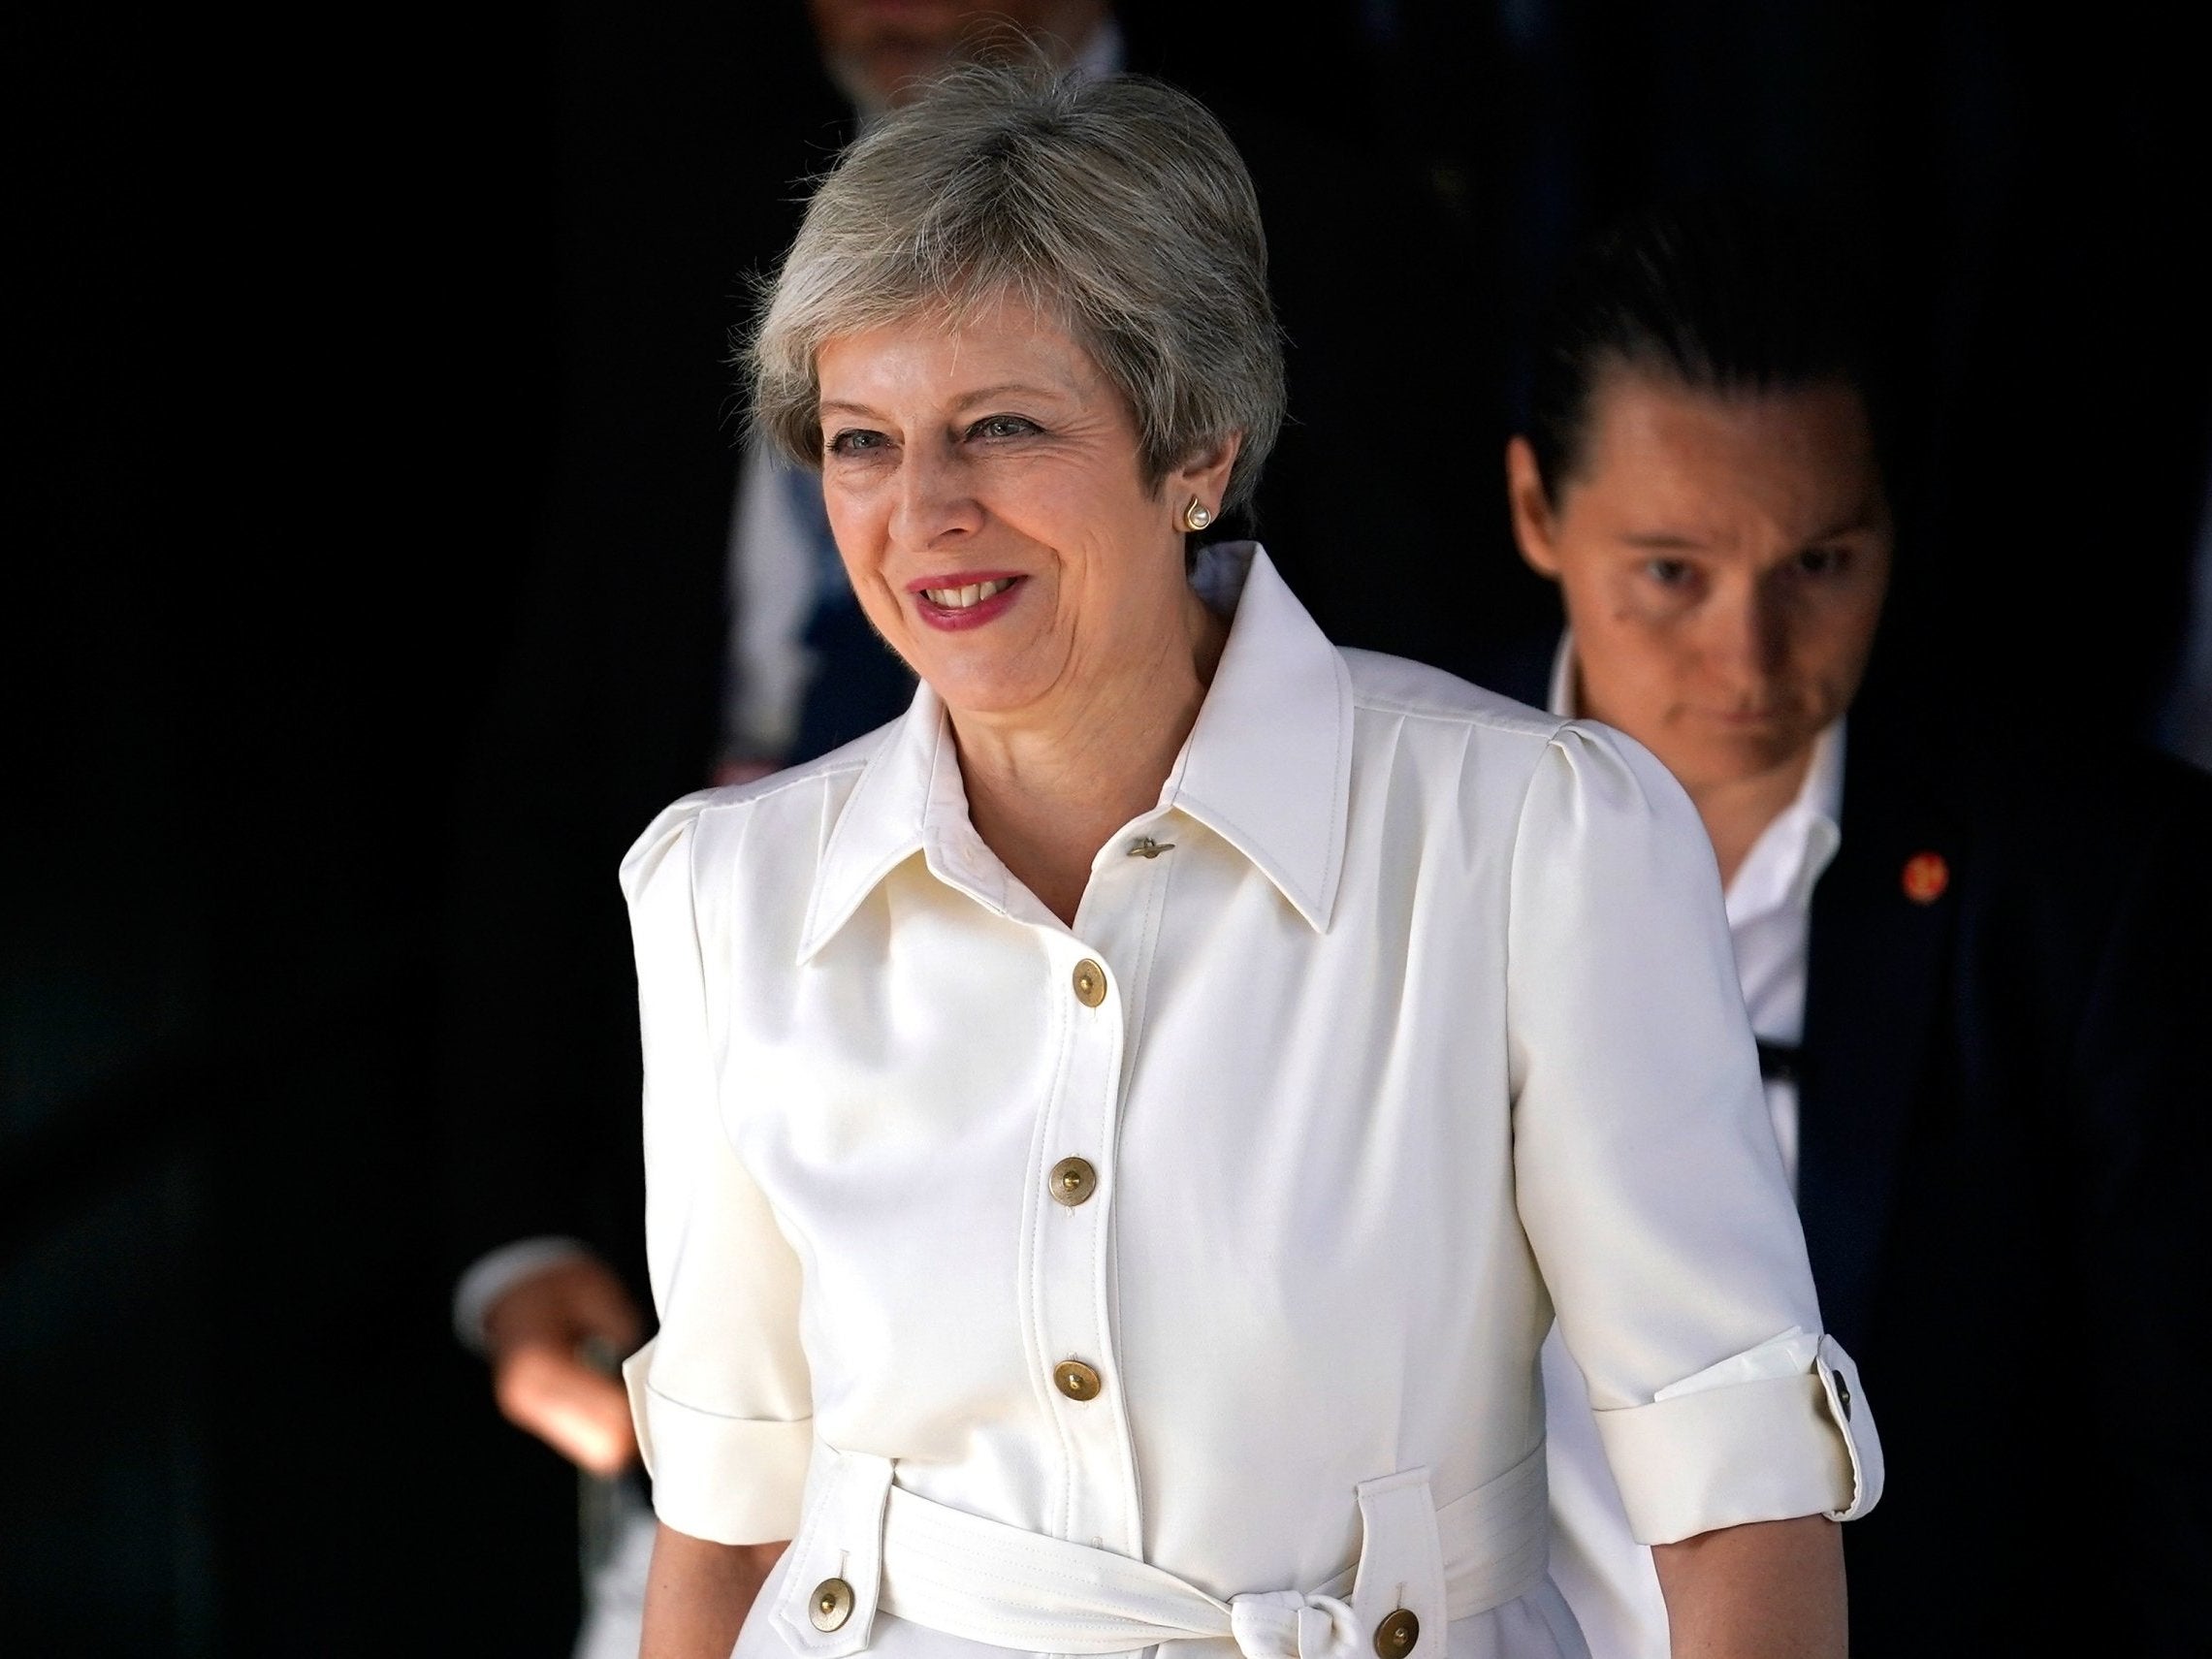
[1507,724,1876,1540]
[1596,1329,1881,1543]
[622,798,814,1545]
[625,1340,817,1543]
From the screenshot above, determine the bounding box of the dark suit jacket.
[1799,679,2211,1656]
[1483,642,2212,1655]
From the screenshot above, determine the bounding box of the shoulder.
[1855,651,2208,822]
[618,723,896,903]
[1841,701,2212,968]
[1964,739,2212,915]
[1871,698,2211,868]
[1341,645,1672,772]
[1342,647,1560,740]
[1338,646,1694,833]
[1880,730,2212,1101]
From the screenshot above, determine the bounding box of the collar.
[1726,723,1844,925]
[1546,629,1845,913]
[1544,629,1580,722]
[799,543,1353,958]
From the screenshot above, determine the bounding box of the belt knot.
[1227,1589,1360,1659]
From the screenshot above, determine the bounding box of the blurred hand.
[485,1256,646,1477]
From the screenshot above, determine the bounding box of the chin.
[923,664,1050,724]
[1687,729,1815,787]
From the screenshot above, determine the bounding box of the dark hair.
[1523,197,1887,497]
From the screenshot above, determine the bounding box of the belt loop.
[1348,1470,1445,1659]
[774,1448,895,1659]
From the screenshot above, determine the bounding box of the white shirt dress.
[619,546,1880,1659]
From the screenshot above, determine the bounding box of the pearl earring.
[1183,498,1214,532]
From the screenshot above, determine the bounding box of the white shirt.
[622,548,1876,1659]
[1538,637,1844,1659]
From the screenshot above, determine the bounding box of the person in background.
[627,59,1875,1659]
[1494,199,2212,1658]
[439,5,1502,1653]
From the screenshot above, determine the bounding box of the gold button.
[1054,1358,1104,1401]
[1835,1373,1853,1420]
[1373,1609,1420,1658]
[1072,959,1106,1006]
[1048,1157,1098,1205]
[810,1578,855,1633]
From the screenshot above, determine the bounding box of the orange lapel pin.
[1901,850,1950,905]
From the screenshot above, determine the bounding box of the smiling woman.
[616,62,1880,1659]
[746,65,1279,921]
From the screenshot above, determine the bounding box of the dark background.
[6,3,2206,1652]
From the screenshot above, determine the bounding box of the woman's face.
[816,296,1230,730]
[1507,372,1892,796]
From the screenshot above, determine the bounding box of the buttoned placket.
[1001,810,1183,1563]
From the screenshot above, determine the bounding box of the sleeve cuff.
[450,1236,599,1355]
[1593,1331,1883,1543]
[624,1337,814,1545]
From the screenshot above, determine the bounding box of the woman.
[620,67,1878,1659]
[1503,203,2212,1656]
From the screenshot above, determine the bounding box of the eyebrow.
[1617,511,1879,552]
[950,381,1064,405]
[818,382,1069,421]
[1806,510,1879,541]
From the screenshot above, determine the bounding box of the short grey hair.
[746,60,1286,512]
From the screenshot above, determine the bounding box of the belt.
[770,1442,1549,1659]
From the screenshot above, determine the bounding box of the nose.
[888,441,983,551]
[1702,582,1788,705]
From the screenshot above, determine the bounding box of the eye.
[1643,557,1695,588]
[968,414,1040,441]
[1794,545,1851,578]
[825,428,888,458]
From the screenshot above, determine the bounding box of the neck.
[1686,751,1814,888]
[952,588,1226,926]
